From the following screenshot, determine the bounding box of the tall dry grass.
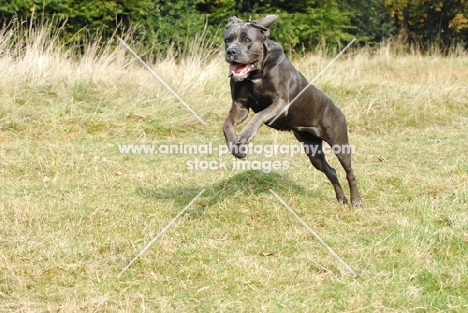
[2,21,466,129]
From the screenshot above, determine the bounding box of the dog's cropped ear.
[225,16,243,29]
[250,14,278,36]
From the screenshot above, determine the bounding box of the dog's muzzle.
[225,46,257,81]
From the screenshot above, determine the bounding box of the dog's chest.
[247,79,276,113]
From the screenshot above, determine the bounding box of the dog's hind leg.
[321,114,363,208]
[293,131,348,205]
[330,143,363,208]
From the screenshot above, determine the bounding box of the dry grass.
[1,23,467,312]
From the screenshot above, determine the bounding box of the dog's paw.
[351,198,363,208]
[229,143,247,159]
[235,128,256,145]
[233,151,247,159]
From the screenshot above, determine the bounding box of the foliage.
[0,0,467,54]
[383,0,468,49]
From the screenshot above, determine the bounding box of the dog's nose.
[226,47,237,57]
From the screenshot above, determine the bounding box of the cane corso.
[222,15,362,207]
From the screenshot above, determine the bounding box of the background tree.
[384,0,468,49]
[0,0,467,54]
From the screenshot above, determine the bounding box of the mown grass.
[0,24,467,312]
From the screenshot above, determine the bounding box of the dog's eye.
[245,38,251,42]
[224,39,230,43]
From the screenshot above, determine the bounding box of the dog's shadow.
[136,170,312,218]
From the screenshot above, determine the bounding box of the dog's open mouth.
[228,62,256,80]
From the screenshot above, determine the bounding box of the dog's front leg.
[223,102,249,159]
[236,98,287,145]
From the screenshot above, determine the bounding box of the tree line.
[1,0,467,54]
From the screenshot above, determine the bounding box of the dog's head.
[223,15,278,81]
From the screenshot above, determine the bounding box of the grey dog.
[222,15,363,207]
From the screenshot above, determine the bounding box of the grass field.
[1,25,468,312]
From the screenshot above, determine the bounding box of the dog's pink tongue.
[229,64,252,77]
